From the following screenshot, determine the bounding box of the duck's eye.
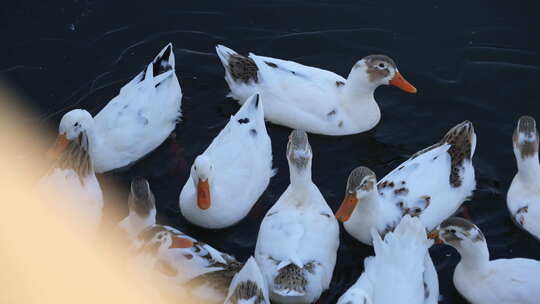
[378,63,386,68]
[74,122,80,127]
[194,166,197,171]
[450,229,456,234]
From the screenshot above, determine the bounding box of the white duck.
[337,215,438,304]
[255,130,340,304]
[335,121,477,245]
[47,43,182,173]
[224,256,270,304]
[37,132,103,235]
[179,94,275,229]
[215,45,416,136]
[507,116,540,241]
[434,217,540,304]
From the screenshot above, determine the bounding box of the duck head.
[48,109,95,160]
[287,130,312,169]
[335,167,377,222]
[348,55,416,94]
[128,177,156,221]
[191,155,214,210]
[513,116,539,161]
[430,217,489,265]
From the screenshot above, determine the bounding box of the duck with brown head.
[433,217,540,304]
[508,116,540,241]
[335,121,477,246]
[216,45,416,135]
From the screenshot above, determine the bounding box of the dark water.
[3,1,540,303]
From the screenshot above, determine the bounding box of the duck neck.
[127,211,156,236]
[456,241,490,276]
[342,67,378,107]
[515,152,540,187]
[352,189,382,218]
[289,162,313,190]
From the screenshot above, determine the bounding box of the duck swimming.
[335,121,476,245]
[255,130,339,304]
[179,94,275,229]
[48,43,182,173]
[508,115,540,241]
[216,44,416,136]
[434,217,540,304]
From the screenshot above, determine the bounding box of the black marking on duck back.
[229,54,259,83]
[238,118,250,124]
[228,280,265,304]
[265,61,278,68]
[154,46,173,75]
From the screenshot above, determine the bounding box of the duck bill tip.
[197,179,211,210]
[335,194,358,223]
[390,71,417,94]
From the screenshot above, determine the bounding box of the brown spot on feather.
[229,54,258,83]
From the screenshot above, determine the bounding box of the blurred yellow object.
[0,82,194,304]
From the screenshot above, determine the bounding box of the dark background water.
[2,1,540,303]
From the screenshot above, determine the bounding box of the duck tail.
[216,44,259,84]
[152,43,175,75]
[441,121,476,187]
[272,263,307,297]
[233,94,264,126]
[225,257,269,304]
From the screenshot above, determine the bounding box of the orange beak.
[197,179,211,210]
[46,134,69,160]
[169,236,193,249]
[427,230,443,244]
[335,193,359,222]
[389,71,417,93]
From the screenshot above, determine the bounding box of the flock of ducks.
[37,43,540,304]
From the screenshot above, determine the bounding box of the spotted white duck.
[215,44,416,136]
[433,217,540,304]
[335,121,477,245]
[119,177,243,303]
[255,130,340,304]
[37,132,103,235]
[47,43,182,173]
[337,215,438,304]
[507,116,540,241]
[224,257,270,304]
[179,94,275,229]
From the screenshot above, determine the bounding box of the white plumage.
[216,45,416,136]
[51,43,182,173]
[255,130,339,304]
[507,116,540,241]
[179,94,275,229]
[337,215,438,304]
